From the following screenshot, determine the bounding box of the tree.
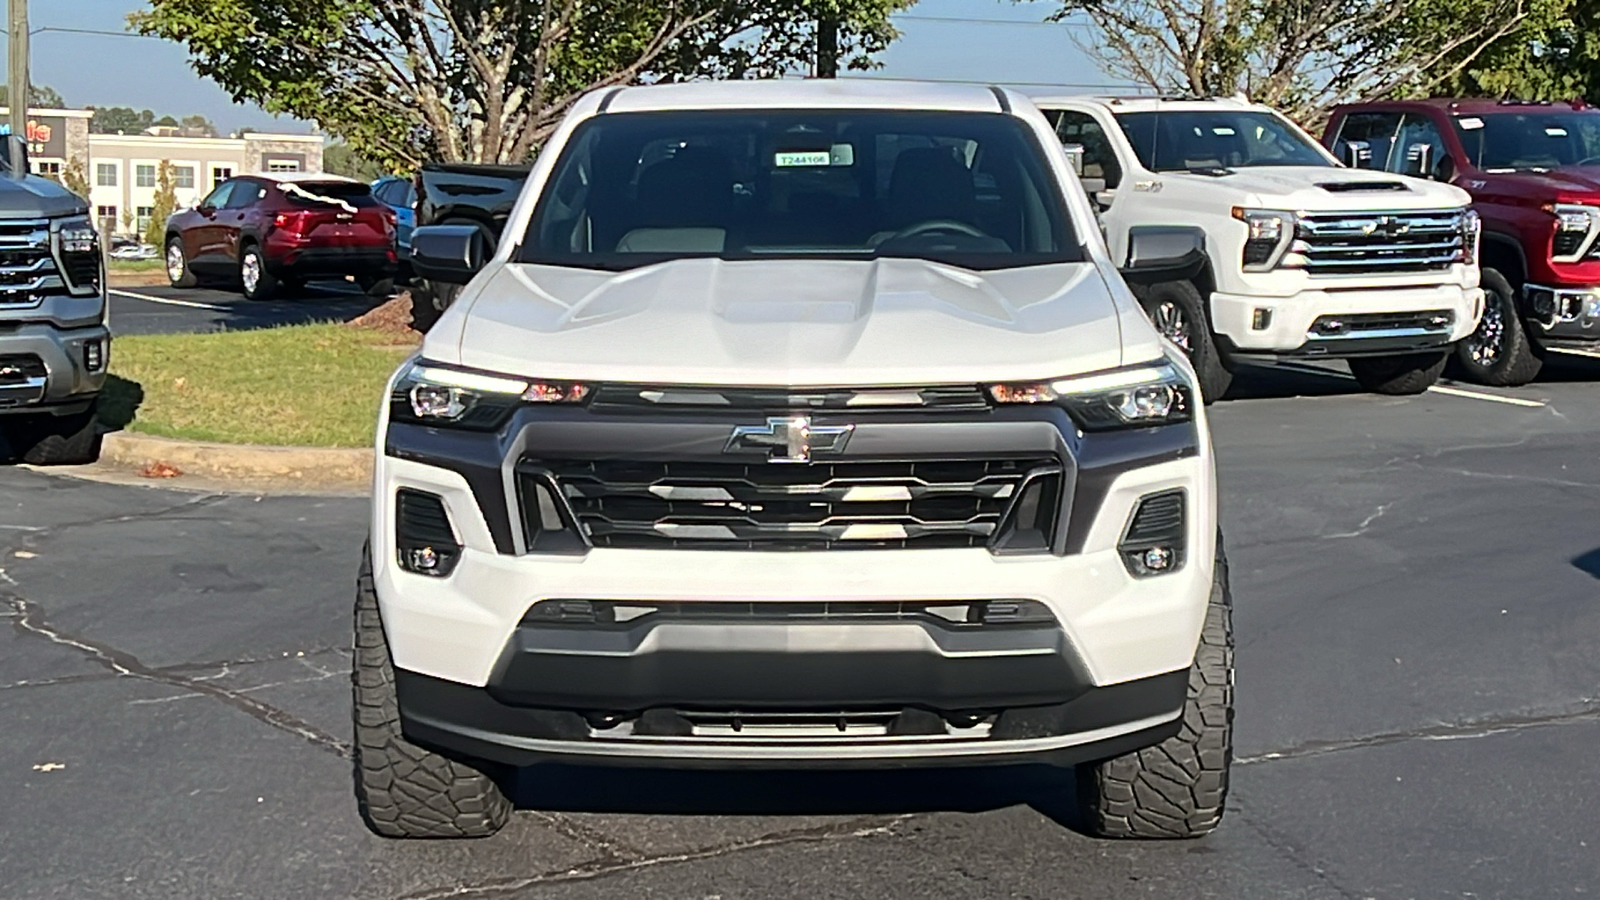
[180,114,218,137]
[121,209,135,237]
[325,142,387,180]
[1447,0,1600,99]
[1054,0,1569,124]
[91,107,157,134]
[62,160,90,199]
[144,161,178,249]
[131,0,910,169]
[153,115,181,128]
[0,83,68,109]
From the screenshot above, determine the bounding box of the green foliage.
[131,0,910,168]
[144,161,178,249]
[62,160,91,199]
[0,84,67,108]
[90,107,157,134]
[1446,0,1600,101]
[324,141,387,181]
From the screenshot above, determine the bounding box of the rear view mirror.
[410,224,485,284]
[1120,226,1206,285]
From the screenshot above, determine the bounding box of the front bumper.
[374,396,1216,766]
[1523,283,1600,345]
[0,322,109,416]
[267,243,398,279]
[1211,282,1482,356]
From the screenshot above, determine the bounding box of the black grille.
[397,490,456,545]
[0,354,46,384]
[0,219,63,306]
[587,384,990,411]
[529,457,1058,550]
[1294,211,1466,276]
[1556,231,1587,258]
[1310,310,1454,335]
[1124,492,1184,544]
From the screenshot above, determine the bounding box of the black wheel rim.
[1153,300,1192,352]
[1464,290,1507,367]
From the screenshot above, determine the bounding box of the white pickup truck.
[1033,95,1484,399]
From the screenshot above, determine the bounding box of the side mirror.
[1061,143,1086,177]
[0,134,28,174]
[1434,153,1457,183]
[1120,226,1206,285]
[410,224,486,284]
[1342,140,1372,169]
[1406,143,1433,177]
[197,204,216,216]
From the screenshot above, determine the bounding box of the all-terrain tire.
[1075,538,1233,839]
[239,244,280,301]
[352,545,512,838]
[1347,351,1448,395]
[15,405,101,466]
[1452,268,1543,386]
[1132,280,1233,403]
[166,237,198,288]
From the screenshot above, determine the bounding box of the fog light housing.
[82,339,106,374]
[396,489,461,577]
[1119,490,1186,578]
[1251,308,1272,330]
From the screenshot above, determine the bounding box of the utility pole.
[7,0,27,177]
[816,4,838,79]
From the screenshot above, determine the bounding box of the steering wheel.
[890,219,988,241]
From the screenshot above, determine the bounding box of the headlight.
[390,360,589,429]
[1545,203,1600,262]
[54,215,102,295]
[1231,207,1296,271]
[1460,209,1481,266]
[987,361,1194,431]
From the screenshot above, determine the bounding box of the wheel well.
[1480,236,1526,286]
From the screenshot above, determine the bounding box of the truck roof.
[1331,97,1594,115]
[1027,94,1266,114]
[598,78,1018,115]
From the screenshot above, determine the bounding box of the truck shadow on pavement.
[506,762,1092,834]
[1571,548,1600,579]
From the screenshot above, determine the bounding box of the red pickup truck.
[1324,99,1600,385]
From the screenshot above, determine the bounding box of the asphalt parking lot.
[108,282,389,336]
[3,356,1599,899]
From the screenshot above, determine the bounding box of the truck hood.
[1172,166,1470,211]
[1465,166,1600,202]
[0,173,88,218]
[434,257,1128,386]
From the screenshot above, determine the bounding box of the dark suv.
[164,173,398,300]
[1325,99,1600,385]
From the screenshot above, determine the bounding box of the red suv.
[164,173,398,300]
[1324,99,1600,385]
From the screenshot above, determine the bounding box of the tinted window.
[225,180,264,209]
[1331,112,1403,169]
[1456,111,1600,171]
[278,181,379,208]
[1392,114,1451,179]
[200,182,234,210]
[1055,110,1123,189]
[520,110,1081,271]
[1115,110,1331,171]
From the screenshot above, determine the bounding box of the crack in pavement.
[1233,803,1365,900]
[394,814,910,899]
[2,594,351,759]
[1237,701,1600,766]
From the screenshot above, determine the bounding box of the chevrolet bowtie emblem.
[725,416,853,464]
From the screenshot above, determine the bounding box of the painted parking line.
[1427,385,1547,408]
[109,288,231,312]
[1545,346,1600,360]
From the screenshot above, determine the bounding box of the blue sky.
[6,0,1121,134]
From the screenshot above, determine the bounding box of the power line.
[0,26,156,38]
[890,13,1101,31]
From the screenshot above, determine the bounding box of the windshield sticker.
[1458,117,1485,130]
[1546,126,1570,137]
[1211,126,1237,136]
[774,144,855,168]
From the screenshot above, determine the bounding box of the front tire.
[352,544,512,839]
[1454,268,1543,386]
[1075,538,1234,839]
[1347,351,1448,395]
[9,404,101,466]
[239,245,279,301]
[1133,280,1233,403]
[166,238,197,288]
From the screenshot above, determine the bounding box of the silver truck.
[0,140,108,464]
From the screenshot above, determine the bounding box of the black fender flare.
[1119,225,1209,285]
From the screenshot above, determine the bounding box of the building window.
[135,165,156,187]
[96,205,118,233]
[212,166,232,189]
[96,163,118,187]
[173,166,196,189]
[135,205,155,235]
[267,159,302,173]
[34,161,62,178]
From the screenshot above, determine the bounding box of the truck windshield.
[1454,112,1600,171]
[519,110,1081,271]
[1115,110,1331,171]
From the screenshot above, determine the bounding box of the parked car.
[409,162,530,330]
[1032,95,1483,399]
[1325,98,1600,385]
[163,172,399,301]
[371,175,416,259]
[0,136,108,464]
[358,79,1234,842]
[109,242,157,260]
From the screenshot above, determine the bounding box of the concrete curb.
[99,431,372,491]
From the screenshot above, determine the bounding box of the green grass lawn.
[103,324,417,447]
[108,258,165,272]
